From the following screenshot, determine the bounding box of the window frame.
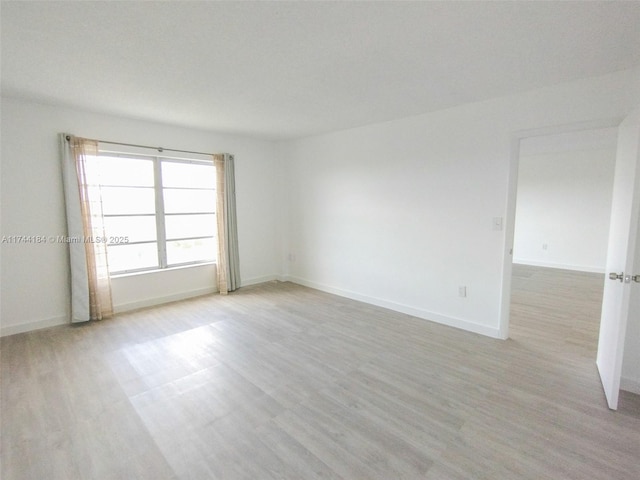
[94,149,217,276]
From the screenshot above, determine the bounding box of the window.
[88,151,216,274]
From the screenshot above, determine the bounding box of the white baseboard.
[113,287,217,313]
[1,275,502,339]
[2,278,282,337]
[284,275,502,339]
[513,259,605,274]
[241,275,281,287]
[1,314,68,337]
[620,376,640,395]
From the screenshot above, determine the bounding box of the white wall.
[282,68,640,338]
[2,68,640,344]
[0,97,281,336]
[513,147,616,273]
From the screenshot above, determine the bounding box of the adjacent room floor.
[2,266,639,479]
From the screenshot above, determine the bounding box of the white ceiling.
[2,1,640,140]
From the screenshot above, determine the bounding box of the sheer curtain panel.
[60,134,113,321]
[214,153,240,294]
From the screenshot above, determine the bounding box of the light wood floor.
[2,266,639,479]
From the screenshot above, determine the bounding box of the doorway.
[500,115,640,412]
[500,118,621,339]
[509,127,618,356]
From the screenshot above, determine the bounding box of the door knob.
[633,275,640,283]
[609,272,624,282]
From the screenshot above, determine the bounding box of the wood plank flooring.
[2,266,639,479]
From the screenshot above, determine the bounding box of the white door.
[596,107,640,410]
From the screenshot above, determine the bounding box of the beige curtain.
[214,153,240,294]
[61,134,113,321]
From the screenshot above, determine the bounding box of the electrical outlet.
[458,286,467,298]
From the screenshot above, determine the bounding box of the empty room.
[1,1,640,479]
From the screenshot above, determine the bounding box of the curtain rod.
[65,135,213,157]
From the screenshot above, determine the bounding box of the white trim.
[113,286,217,313]
[2,276,283,336]
[285,275,502,339]
[1,315,68,337]
[513,260,605,274]
[620,376,640,395]
[241,274,281,287]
